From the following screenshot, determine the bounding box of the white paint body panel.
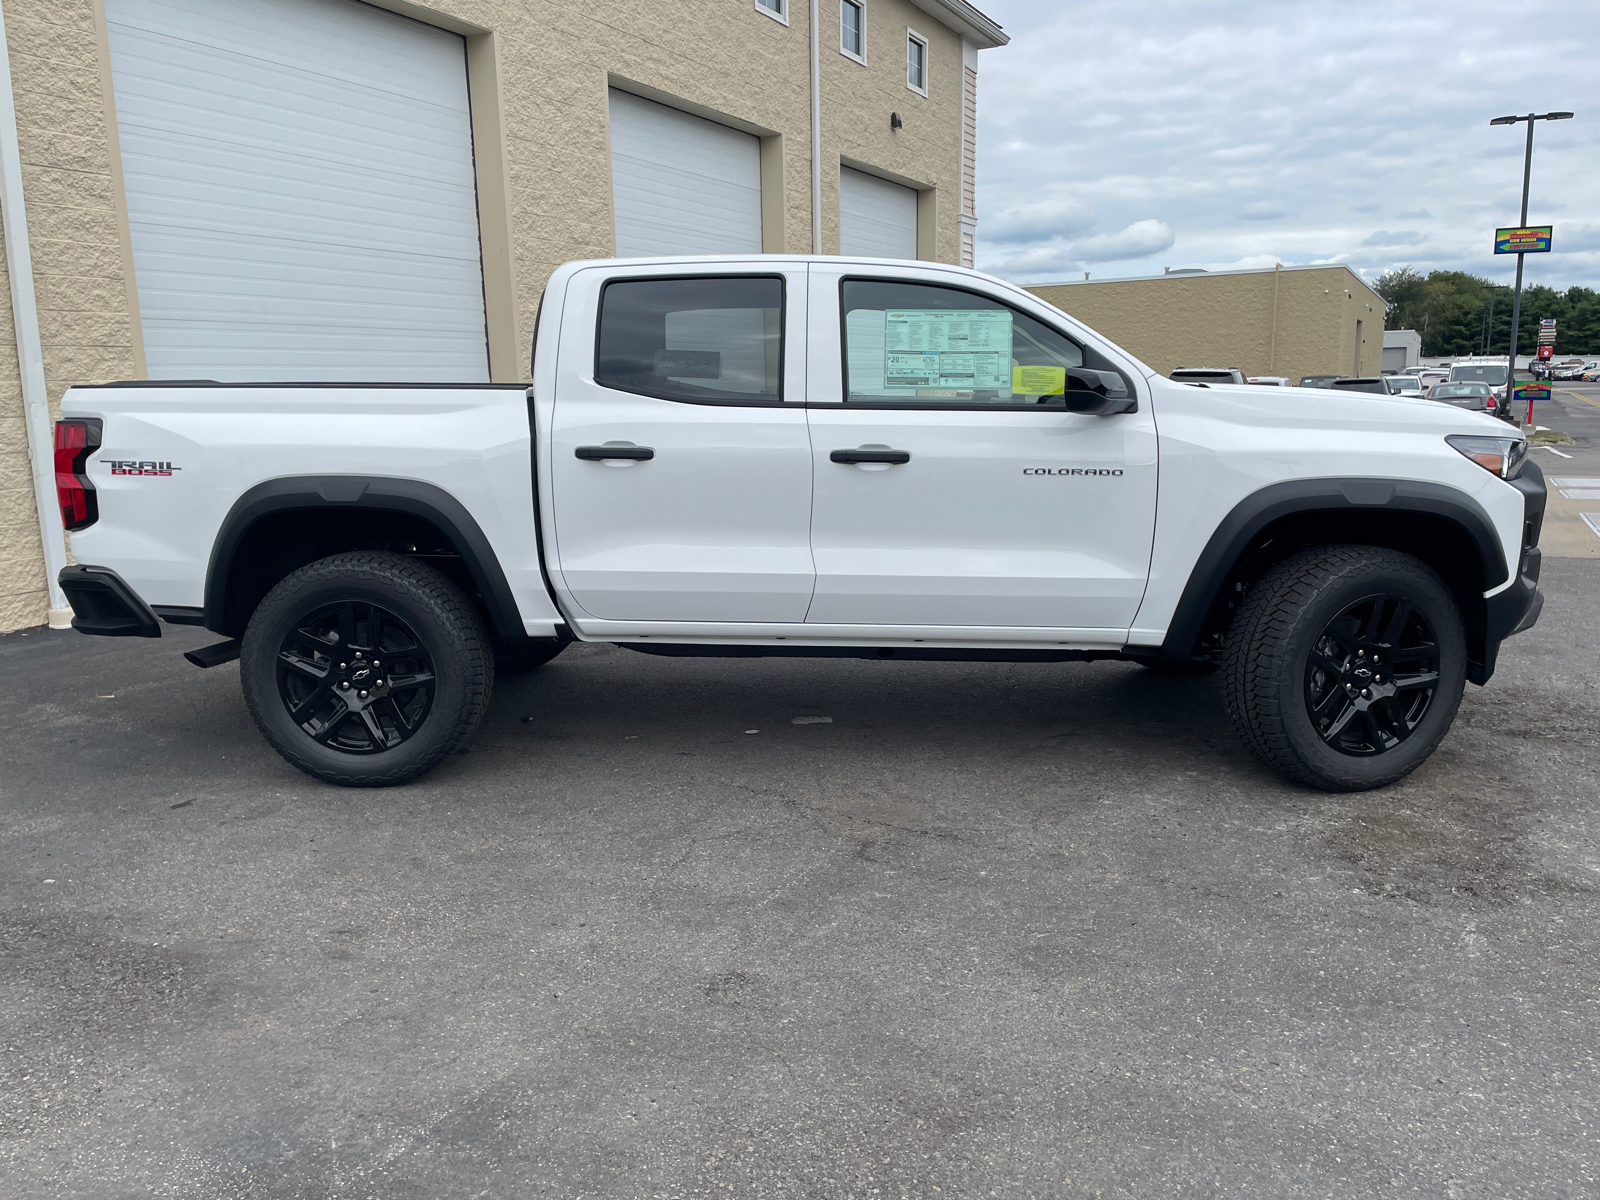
[801,262,1157,630]
[62,386,564,634]
[62,257,1530,654]
[543,263,813,622]
[104,0,489,382]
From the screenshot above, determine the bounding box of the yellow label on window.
[1013,365,1065,395]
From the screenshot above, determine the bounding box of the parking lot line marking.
[1543,445,1574,458]
[1557,388,1600,410]
[1547,479,1600,488]
[1583,514,1600,541]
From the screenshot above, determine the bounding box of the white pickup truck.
[53,256,1545,792]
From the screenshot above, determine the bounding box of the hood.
[1155,378,1516,435]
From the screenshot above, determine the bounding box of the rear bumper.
[57,565,161,638]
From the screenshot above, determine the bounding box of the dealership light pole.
[1489,111,1573,417]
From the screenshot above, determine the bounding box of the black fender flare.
[1156,477,1508,659]
[204,476,525,640]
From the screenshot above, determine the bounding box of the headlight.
[1446,434,1527,480]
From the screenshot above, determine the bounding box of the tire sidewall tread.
[1222,545,1467,792]
[240,552,494,787]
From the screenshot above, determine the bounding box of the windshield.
[1449,364,1508,386]
[1389,378,1421,391]
[1435,384,1488,397]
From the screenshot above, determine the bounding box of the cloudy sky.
[971,0,1599,290]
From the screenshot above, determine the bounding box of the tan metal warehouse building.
[0,0,1005,634]
[1028,264,1386,386]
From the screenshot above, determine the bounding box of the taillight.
[54,418,101,531]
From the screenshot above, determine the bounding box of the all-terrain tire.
[1222,545,1466,791]
[240,552,494,787]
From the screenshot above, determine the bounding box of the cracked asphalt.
[3,558,1598,1198]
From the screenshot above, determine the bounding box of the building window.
[840,1,865,62]
[755,0,788,23]
[906,30,928,94]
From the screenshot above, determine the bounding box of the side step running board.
[183,639,241,669]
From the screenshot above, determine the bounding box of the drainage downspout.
[0,1,71,628]
[1268,260,1281,375]
[809,0,821,253]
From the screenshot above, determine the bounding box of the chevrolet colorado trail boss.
[53,256,1545,792]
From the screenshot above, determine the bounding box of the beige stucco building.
[0,0,1005,634]
[1028,264,1387,385]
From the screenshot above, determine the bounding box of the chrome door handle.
[830,448,910,465]
[575,445,654,461]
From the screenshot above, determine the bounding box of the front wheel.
[240,552,494,787]
[1222,546,1466,792]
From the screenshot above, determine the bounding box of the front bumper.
[1469,463,1546,683]
[57,565,161,638]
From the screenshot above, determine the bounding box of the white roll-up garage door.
[609,90,763,257]
[104,0,490,382]
[840,167,919,260]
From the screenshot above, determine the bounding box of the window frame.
[836,276,1132,413]
[754,0,789,25]
[592,273,788,408]
[905,28,929,95]
[839,0,866,64]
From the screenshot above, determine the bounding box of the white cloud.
[1361,230,1428,247]
[1075,219,1176,262]
[1242,201,1295,221]
[981,199,1095,243]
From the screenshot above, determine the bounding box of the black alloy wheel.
[1223,545,1466,792]
[240,552,493,787]
[1305,594,1441,756]
[276,601,436,753]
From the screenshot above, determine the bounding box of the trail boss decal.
[102,459,181,477]
[1023,468,1123,476]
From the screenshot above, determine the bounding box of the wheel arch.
[1158,478,1508,676]
[205,476,525,641]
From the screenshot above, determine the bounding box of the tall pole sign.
[1488,110,1574,421]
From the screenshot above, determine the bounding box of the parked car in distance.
[1329,376,1404,395]
[1429,382,1497,411]
[1550,360,1591,381]
[1582,363,1600,382]
[1171,367,1246,385]
[1448,361,1510,389]
[1247,376,1292,386]
[1298,375,1340,388]
[1386,376,1425,396]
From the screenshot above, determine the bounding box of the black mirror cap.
[1062,367,1137,415]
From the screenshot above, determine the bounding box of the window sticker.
[1012,365,1065,395]
[882,309,1012,391]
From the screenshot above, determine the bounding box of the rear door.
[803,265,1158,633]
[546,265,815,624]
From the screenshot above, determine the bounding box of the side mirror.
[1061,367,1137,415]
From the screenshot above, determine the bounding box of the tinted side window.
[596,276,783,404]
[841,279,1085,406]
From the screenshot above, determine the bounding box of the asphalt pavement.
[3,554,1599,1198]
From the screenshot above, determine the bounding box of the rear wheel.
[1223,546,1466,791]
[240,552,494,786]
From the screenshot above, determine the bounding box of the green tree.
[1377,269,1599,357]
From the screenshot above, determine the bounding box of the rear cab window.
[595,276,784,405]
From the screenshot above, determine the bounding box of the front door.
[548,269,815,623]
[804,270,1158,633]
